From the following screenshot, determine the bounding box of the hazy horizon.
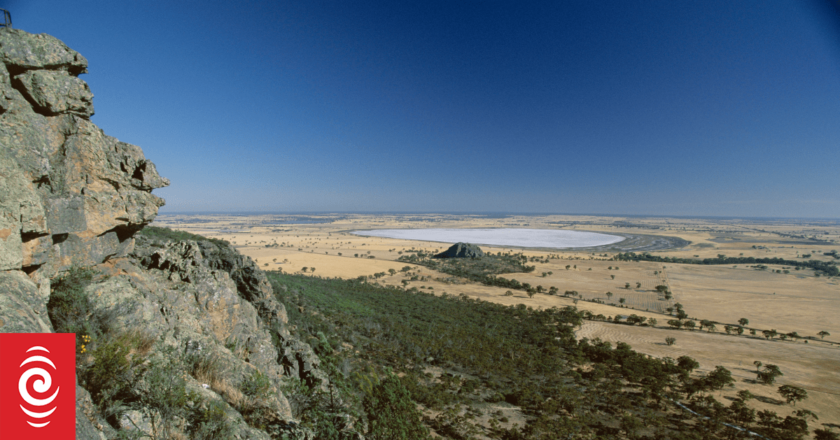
[155,211,840,222]
[13,0,840,218]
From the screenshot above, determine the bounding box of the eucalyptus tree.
[778,385,808,406]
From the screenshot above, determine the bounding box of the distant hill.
[434,242,485,258]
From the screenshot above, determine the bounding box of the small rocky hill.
[0,28,337,439]
[434,242,485,259]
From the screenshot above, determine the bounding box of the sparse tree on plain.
[818,330,831,339]
[814,428,840,440]
[757,364,783,385]
[777,385,808,406]
[706,366,735,394]
[665,337,676,346]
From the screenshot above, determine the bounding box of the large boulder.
[434,242,485,259]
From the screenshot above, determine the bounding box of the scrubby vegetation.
[138,225,230,246]
[48,267,235,438]
[47,267,106,353]
[615,252,839,277]
[397,251,542,293]
[267,271,823,439]
[47,237,826,439]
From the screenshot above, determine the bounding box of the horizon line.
[155,211,840,223]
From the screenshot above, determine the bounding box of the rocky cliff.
[0,28,332,439]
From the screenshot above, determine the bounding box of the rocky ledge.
[0,28,335,439]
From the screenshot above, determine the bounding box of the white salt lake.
[352,228,625,249]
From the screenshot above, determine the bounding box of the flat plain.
[154,213,840,430]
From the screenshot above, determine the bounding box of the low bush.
[48,267,103,352]
[138,225,229,246]
[241,369,272,400]
[189,399,234,439]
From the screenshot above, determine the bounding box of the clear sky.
[8,1,840,218]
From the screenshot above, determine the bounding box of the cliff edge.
[0,28,335,439]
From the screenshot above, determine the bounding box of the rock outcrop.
[0,28,168,283]
[434,242,485,259]
[0,28,327,439]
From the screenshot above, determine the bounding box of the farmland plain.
[154,213,840,430]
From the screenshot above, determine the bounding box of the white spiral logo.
[18,346,60,428]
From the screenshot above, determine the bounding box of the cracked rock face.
[0,28,328,440]
[0,28,168,440]
[0,28,88,74]
[0,28,168,279]
[15,69,94,117]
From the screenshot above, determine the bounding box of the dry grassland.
[155,213,840,429]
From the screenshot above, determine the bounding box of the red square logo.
[0,333,76,439]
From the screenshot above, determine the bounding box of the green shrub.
[364,373,431,440]
[83,331,153,426]
[139,350,194,439]
[189,399,234,439]
[48,267,102,350]
[241,369,272,399]
[138,225,229,246]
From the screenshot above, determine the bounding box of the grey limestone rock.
[434,242,485,259]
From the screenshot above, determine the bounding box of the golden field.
[154,213,840,429]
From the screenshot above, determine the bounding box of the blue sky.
[9,1,840,218]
